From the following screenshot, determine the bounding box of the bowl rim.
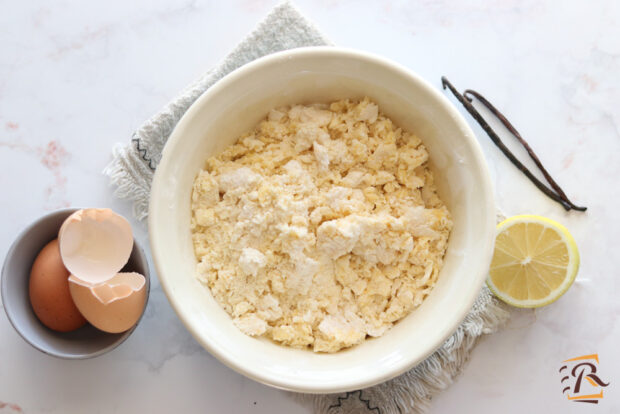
[1,208,150,360]
[149,46,495,392]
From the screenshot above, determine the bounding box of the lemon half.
[487,215,579,308]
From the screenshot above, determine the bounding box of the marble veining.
[1,1,618,413]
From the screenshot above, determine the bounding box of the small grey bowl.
[1,208,150,359]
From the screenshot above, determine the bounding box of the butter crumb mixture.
[191,98,452,353]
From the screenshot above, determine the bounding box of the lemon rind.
[486,215,579,308]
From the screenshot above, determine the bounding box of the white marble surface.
[1,1,619,413]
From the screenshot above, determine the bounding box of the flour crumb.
[191,98,452,353]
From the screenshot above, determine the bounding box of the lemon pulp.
[487,215,579,308]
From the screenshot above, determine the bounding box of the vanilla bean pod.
[441,77,586,212]
[463,89,586,211]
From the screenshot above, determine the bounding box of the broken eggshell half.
[68,273,147,333]
[59,208,134,285]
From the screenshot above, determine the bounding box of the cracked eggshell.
[68,272,146,333]
[59,208,133,284]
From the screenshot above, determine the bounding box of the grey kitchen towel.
[105,2,510,413]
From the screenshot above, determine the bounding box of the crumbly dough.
[191,98,452,353]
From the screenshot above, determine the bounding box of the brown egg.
[68,272,146,333]
[29,239,87,332]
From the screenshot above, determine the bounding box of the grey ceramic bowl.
[1,208,150,359]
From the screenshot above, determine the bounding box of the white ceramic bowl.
[149,47,495,393]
